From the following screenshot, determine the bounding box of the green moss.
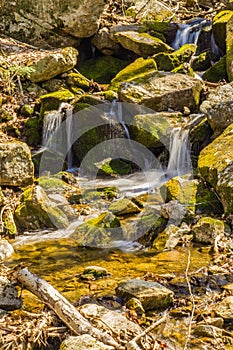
[154,44,196,71]
[21,104,34,117]
[108,57,157,91]
[191,51,217,71]
[171,63,194,76]
[37,176,66,190]
[78,56,129,84]
[73,102,90,112]
[4,209,17,237]
[66,72,90,90]
[109,198,141,216]
[69,186,119,204]
[40,89,74,116]
[98,159,132,176]
[202,55,228,82]
[25,117,41,146]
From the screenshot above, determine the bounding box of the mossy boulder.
[109,57,157,92]
[200,83,233,134]
[191,50,217,71]
[143,21,177,45]
[116,279,174,310]
[119,72,203,113]
[66,72,90,90]
[192,217,230,244]
[114,31,172,57]
[0,141,34,187]
[129,112,182,149]
[154,44,196,71]
[202,55,228,83]
[195,181,224,215]
[109,198,141,216]
[14,186,69,231]
[25,117,41,147]
[40,89,74,116]
[213,10,233,53]
[68,186,119,204]
[198,123,233,214]
[78,56,129,84]
[162,177,198,213]
[97,159,132,177]
[70,211,122,247]
[29,47,78,83]
[37,176,67,190]
[226,15,233,81]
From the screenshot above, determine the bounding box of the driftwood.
[16,267,119,348]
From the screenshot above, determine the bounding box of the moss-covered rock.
[3,209,17,237]
[25,117,41,147]
[191,50,217,71]
[78,56,129,84]
[42,78,67,92]
[226,15,233,81]
[66,72,90,90]
[0,141,34,187]
[198,123,233,214]
[68,186,119,204]
[109,57,157,92]
[29,47,78,83]
[14,186,69,230]
[40,89,74,116]
[195,181,224,215]
[162,176,198,213]
[119,72,203,113]
[70,211,122,247]
[171,63,194,76]
[37,176,67,190]
[97,159,132,177]
[192,217,230,244]
[20,104,35,117]
[154,44,196,71]
[114,31,172,57]
[202,55,228,82]
[109,198,141,216]
[143,21,177,45]
[213,10,233,53]
[125,0,173,22]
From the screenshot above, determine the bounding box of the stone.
[14,186,69,231]
[109,198,141,216]
[115,279,173,310]
[114,31,172,58]
[202,55,228,83]
[0,0,107,47]
[213,296,233,321]
[0,141,34,187]
[96,158,132,177]
[193,325,223,338]
[226,14,233,81]
[192,217,230,244]
[40,89,74,116]
[118,72,203,113]
[70,211,122,247]
[66,72,90,90]
[79,303,141,336]
[213,10,233,53]
[161,200,187,224]
[29,47,78,83]
[198,123,233,214]
[143,21,177,45]
[81,266,110,280]
[125,0,173,21]
[0,276,22,311]
[191,50,217,71]
[60,334,114,350]
[3,209,17,237]
[92,27,121,56]
[78,56,129,84]
[0,187,4,206]
[0,239,14,261]
[109,57,157,92]
[152,223,190,250]
[200,83,233,134]
[154,44,196,71]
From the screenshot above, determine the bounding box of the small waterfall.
[42,108,63,146]
[65,104,74,170]
[172,18,221,58]
[108,100,131,139]
[166,128,192,178]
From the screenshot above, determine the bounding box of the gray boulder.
[0,141,34,187]
[0,276,22,311]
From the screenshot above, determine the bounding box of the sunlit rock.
[109,198,141,216]
[59,334,114,350]
[192,217,230,244]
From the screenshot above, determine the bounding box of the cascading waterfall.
[108,100,131,139]
[172,18,221,57]
[42,102,74,169]
[166,127,192,178]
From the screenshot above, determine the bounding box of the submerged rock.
[14,186,69,230]
[116,279,174,310]
[198,123,233,214]
[60,334,115,350]
[0,141,34,187]
[118,72,203,113]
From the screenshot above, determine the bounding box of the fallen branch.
[16,267,120,348]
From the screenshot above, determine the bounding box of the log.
[16,267,119,348]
